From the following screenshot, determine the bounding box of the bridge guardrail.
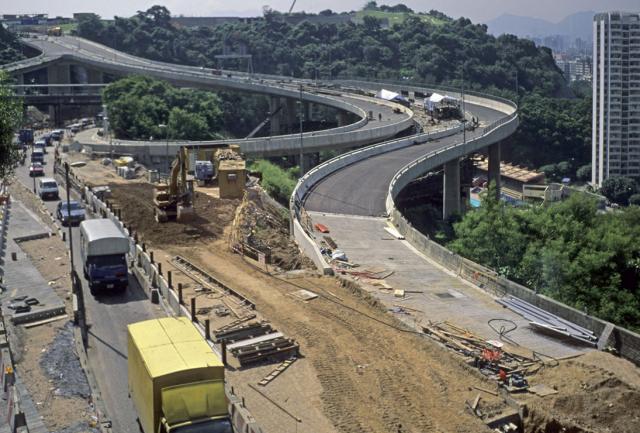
[290,82,518,274]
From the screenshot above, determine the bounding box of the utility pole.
[158,123,169,176]
[64,162,74,272]
[461,66,466,145]
[298,85,304,175]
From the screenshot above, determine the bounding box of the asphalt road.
[17,138,160,433]
[304,103,505,216]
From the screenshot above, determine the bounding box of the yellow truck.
[127,317,232,433]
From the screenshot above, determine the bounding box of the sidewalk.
[0,199,63,433]
[1,200,65,324]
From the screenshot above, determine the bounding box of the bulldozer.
[153,147,195,223]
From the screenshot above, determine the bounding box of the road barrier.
[290,81,517,274]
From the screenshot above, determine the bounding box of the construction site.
[54,144,640,433]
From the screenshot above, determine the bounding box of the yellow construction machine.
[153,147,195,223]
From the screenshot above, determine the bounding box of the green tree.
[576,164,592,182]
[102,76,224,140]
[629,194,640,207]
[250,160,298,205]
[0,25,25,64]
[600,176,638,206]
[0,71,22,178]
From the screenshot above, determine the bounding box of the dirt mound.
[232,188,313,270]
[108,183,239,247]
[523,353,640,433]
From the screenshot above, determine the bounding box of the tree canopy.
[0,25,24,65]
[449,185,640,331]
[0,72,22,178]
[75,6,565,96]
[102,75,224,140]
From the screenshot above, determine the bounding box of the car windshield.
[61,202,82,211]
[43,182,57,188]
[172,420,232,433]
[31,163,42,168]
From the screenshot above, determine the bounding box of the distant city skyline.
[4,0,639,23]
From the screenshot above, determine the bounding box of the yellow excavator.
[153,147,194,222]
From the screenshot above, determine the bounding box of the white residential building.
[592,12,640,186]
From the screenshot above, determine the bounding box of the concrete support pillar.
[47,64,70,95]
[304,101,312,121]
[337,112,348,127]
[286,98,297,133]
[303,153,318,172]
[488,142,502,199]
[269,96,281,136]
[442,159,461,219]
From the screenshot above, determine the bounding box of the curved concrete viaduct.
[4,35,416,159]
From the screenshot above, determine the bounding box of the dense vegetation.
[75,5,589,177]
[0,71,23,177]
[76,6,564,95]
[0,25,24,65]
[249,160,298,205]
[102,76,225,140]
[449,186,640,331]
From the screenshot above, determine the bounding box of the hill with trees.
[74,5,588,177]
[0,25,24,65]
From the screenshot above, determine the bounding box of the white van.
[37,177,59,200]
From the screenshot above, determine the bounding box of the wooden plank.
[473,386,498,396]
[22,314,68,328]
[227,332,283,351]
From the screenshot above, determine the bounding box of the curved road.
[6,36,414,156]
[305,103,504,215]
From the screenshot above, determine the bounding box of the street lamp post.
[158,124,169,176]
[298,85,304,175]
[64,162,74,272]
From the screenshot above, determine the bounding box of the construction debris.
[291,289,318,301]
[422,322,545,389]
[497,296,597,346]
[258,357,297,386]
[228,332,299,366]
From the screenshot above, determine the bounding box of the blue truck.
[79,219,130,293]
[19,129,34,146]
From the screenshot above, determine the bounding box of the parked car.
[56,200,86,226]
[36,177,59,200]
[29,162,44,177]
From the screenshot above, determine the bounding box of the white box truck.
[79,218,130,292]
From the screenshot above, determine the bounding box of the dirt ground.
[13,236,98,432]
[65,152,640,433]
[522,351,640,433]
[106,182,239,247]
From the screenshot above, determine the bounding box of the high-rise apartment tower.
[592,12,640,186]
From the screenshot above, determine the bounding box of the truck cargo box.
[128,317,227,433]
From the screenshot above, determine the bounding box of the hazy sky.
[5,0,639,23]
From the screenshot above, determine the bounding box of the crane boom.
[288,0,297,14]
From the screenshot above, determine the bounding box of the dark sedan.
[56,200,86,226]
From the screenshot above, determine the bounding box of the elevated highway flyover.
[3,35,416,164]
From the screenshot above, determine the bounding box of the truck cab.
[79,219,129,293]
